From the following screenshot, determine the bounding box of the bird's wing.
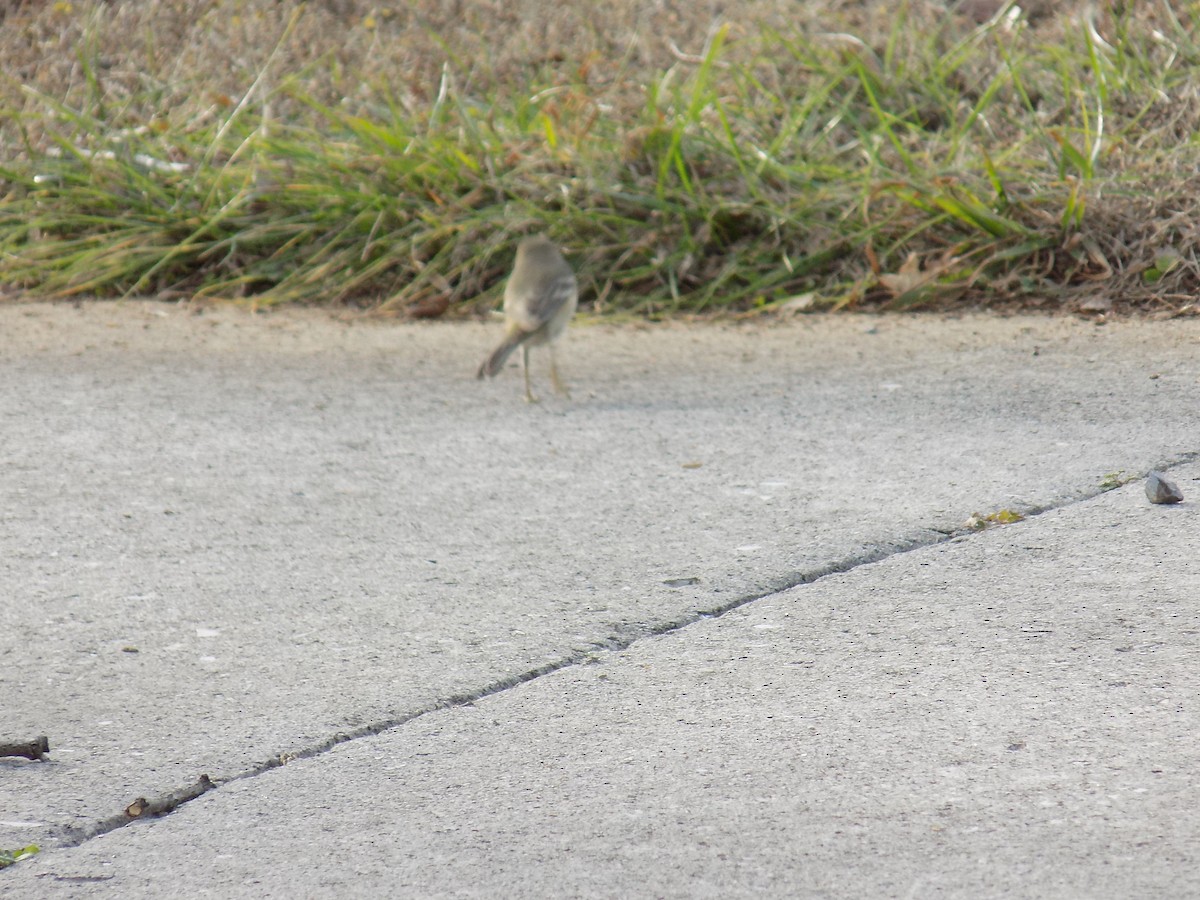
[510,273,577,333]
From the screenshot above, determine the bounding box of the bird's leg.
[522,344,538,403]
[549,344,570,399]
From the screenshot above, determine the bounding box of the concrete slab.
[1,302,1198,895]
[7,463,1198,898]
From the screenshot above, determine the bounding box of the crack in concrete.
[45,456,1200,852]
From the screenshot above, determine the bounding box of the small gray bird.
[476,234,578,402]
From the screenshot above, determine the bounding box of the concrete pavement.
[1,302,1197,897]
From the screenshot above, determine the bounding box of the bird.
[476,234,578,402]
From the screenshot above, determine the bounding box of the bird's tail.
[477,331,524,379]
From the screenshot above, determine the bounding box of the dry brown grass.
[0,1,1068,131]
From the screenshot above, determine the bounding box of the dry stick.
[0,736,49,760]
[125,774,216,819]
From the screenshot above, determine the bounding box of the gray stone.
[1146,470,1185,504]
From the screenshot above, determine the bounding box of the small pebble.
[1145,471,1184,504]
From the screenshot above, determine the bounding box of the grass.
[0,844,38,868]
[2,0,1200,317]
